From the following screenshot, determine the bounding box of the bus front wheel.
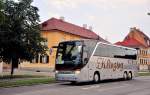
[93,73,100,83]
[123,72,128,80]
[128,72,132,80]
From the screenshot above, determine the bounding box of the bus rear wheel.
[93,73,100,83]
[128,72,132,80]
[71,81,77,84]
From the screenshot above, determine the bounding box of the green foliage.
[138,72,150,76]
[0,77,55,88]
[0,0,4,24]
[0,0,48,74]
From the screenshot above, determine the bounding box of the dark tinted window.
[94,43,137,59]
[83,40,98,58]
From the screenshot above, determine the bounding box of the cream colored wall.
[138,48,150,70]
[44,30,82,67]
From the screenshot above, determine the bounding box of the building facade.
[138,48,150,70]
[115,27,150,71]
[20,17,108,71]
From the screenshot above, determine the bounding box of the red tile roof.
[41,18,109,43]
[115,37,147,48]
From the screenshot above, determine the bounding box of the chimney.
[59,16,65,21]
[130,27,141,32]
[105,36,108,41]
[130,27,136,32]
[83,24,87,29]
[89,26,93,31]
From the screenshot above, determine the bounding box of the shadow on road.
[59,78,134,86]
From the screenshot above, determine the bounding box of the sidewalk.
[1,68,55,77]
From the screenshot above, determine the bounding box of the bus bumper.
[55,73,79,82]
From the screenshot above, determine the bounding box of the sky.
[32,0,150,43]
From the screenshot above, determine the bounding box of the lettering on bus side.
[96,58,123,71]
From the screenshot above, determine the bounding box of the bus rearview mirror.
[52,46,58,48]
[84,58,89,64]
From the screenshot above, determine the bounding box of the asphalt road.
[1,76,150,95]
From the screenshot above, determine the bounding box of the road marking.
[82,85,100,90]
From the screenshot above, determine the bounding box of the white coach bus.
[55,39,138,83]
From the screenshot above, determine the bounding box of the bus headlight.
[75,70,80,74]
[55,70,59,74]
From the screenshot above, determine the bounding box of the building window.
[146,50,147,55]
[143,50,145,55]
[147,40,150,46]
[146,59,148,65]
[139,50,142,55]
[148,49,150,54]
[144,59,146,65]
[31,55,39,63]
[141,50,143,55]
[41,39,48,47]
[40,55,49,64]
[141,59,143,65]
[140,59,142,64]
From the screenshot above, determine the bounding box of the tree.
[0,0,47,76]
[0,0,4,24]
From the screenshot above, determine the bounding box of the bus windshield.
[55,41,83,70]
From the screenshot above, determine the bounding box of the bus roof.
[59,39,137,51]
[97,41,137,51]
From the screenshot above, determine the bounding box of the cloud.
[51,0,77,9]
[42,0,79,9]
[47,12,60,19]
[33,0,150,43]
[43,0,150,10]
[119,0,149,5]
[87,15,97,21]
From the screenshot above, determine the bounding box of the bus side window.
[94,44,108,57]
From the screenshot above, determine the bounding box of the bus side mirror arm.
[52,46,58,48]
[84,58,89,64]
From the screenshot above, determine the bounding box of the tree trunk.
[148,65,150,72]
[10,61,14,77]
[10,58,15,78]
[10,58,19,77]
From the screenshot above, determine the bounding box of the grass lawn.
[0,75,55,88]
[138,72,150,76]
[0,74,45,79]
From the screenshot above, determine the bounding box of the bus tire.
[123,72,128,80]
[71,81,77,84]
[128,72,132,80]
[93,72,100,83]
